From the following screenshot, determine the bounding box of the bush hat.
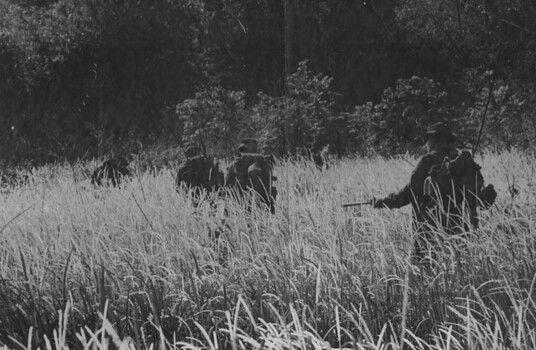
[184,142,202,158]
[425,122,456,143]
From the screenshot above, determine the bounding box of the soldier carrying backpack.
[373,122,497,260]
[226,139,277,214]
[176,142,224,206]
[423,150,496,231]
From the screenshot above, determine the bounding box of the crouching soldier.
[226,139,277,214]
[176,142,224,206]
[373,122,496,261]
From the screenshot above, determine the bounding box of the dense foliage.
[1,0,536,161]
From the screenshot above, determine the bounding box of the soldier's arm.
[478,184,497,209]
[177,166,186,184]
[377,184,412,209]
[408,155,433,199]
[375,155,431,209]
[225,166,236,186]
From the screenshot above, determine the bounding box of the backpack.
[424,150,492,228]
[91,157,132,187]
[176,156,224,194]
[228,153,277,213]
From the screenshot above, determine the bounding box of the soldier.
[176,142,224,206]
[312,144,336,170]
[91,156,132,187]
[373,122,497,260]
[226,139,277,214]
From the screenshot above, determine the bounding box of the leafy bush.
[346,76,462,155]
[479,79,536,150]
[176,62,343,158]
[176,86,250,156]
[449,68,536,152]
[252,60,343,156]
[175,70,536,160]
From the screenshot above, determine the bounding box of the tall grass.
[0,150,535,349]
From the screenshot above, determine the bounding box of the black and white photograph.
[0,1,534,349]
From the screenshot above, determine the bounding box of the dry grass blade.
[0,151,533,350]
[62,247,74,309]
[0,204,35,234]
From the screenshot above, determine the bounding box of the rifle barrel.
[342,201,372,208]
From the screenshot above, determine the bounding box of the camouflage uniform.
[226,139,277,214]
[176,143,224,205]
[374,122,497,259]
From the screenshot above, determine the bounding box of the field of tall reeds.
[0,150,535,350]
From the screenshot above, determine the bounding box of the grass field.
[0,150,535,350]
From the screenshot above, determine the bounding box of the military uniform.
[226,139,277,213]
[374,122,497,259]
[91,157,132,187]
[225,138,260,190]
[176,143,224,205]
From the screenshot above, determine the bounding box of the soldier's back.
[424,150,495,230]
[177,156,224,192]
[226,152,277,213]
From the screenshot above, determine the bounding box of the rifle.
[341,200,373,208]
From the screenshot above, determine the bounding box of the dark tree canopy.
[1,0,536,162]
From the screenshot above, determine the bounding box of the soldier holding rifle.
[345,122,497,260]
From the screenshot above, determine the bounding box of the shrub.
[176,86,250,157]
[477,79,536,150]
[449,67,536,152]
[346,76,462,155]
[252,60,343,156]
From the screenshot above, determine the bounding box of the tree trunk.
[284,0,297,79]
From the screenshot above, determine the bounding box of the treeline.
[1,0,536,163]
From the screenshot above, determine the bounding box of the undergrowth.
[0,150,534,349]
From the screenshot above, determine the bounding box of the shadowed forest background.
[1,0,536,163]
